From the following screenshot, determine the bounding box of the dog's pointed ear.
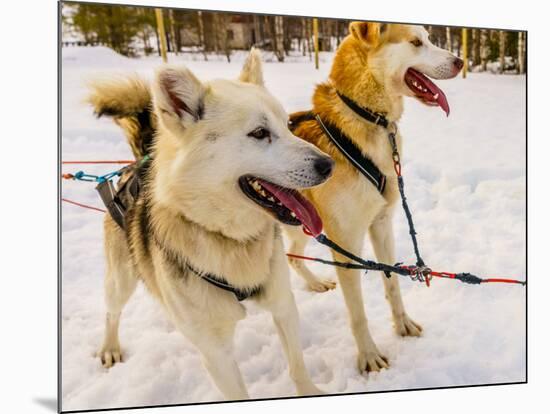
[239,48,264,86]
[349,21,383,48]
[152,65,206,134]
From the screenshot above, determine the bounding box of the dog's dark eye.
[410,39,423,47]
[248,127,270,140]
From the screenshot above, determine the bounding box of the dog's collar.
[154,235,262,302]
[336,91,389,129]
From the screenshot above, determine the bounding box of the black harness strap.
[96,179,127,229]
[289,92,427,275]
[96,157,149,230]
[315,115,387,194]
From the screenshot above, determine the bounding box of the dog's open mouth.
[404,68,450,116]
[238,176,323,236]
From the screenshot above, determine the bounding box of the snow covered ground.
[61,46,526,411]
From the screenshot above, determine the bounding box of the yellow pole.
[462,28,468,78]
[313,18,319,70]
[155,8,168,63]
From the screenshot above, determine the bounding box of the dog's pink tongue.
[258,180,323,237]
[434,87,450,116]
[408,68,450,116]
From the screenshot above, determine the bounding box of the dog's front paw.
[394,314,422,337]
[358,348,389,373]
[97,345,123,368]
[307,278,337,292]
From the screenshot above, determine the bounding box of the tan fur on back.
[290,31,408,228]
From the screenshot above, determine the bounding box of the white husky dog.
[89,50,333,400]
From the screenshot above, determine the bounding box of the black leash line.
[386,124,426,269]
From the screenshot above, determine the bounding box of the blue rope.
[64,156,150,183]
[70,169,122,183]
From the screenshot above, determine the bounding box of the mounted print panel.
[59,1,526,412]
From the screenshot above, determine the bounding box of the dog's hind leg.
[285,226,336,292]
[369,210,422,337]
[257,238,324,396]
[99,227,138,368]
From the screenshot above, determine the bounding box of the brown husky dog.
[286,22,462,373]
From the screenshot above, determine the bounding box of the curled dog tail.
[87,76,156,159]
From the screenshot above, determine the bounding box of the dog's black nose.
[454,58,464,70]
[314,157,334,178]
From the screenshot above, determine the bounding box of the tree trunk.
[283,18,291,56]
[196,11,207,61]
[480,29,489,71]
[141,30,149,55]
[223,16,231,63]
[154,28,160,56]
[472,29,480,66]
[165,28,171,53]
[301,18,307,56]
[306,18,312,59]
[168,9,178,55]
[446,27,452,52]
[263,16,273,52]
[253,14,261,46]
[499,30,506,74]
[213,14,231,63]
[213,14,220,55]
[174,11,182,53]
[273,16,285,62]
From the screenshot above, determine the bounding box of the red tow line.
[60,160,525,288]
[61,198,106,213]
[61,197,525,287]
[62,160,134,165]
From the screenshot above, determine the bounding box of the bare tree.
[471,29,480,66]
[273,16,285,62]
[499,30,506,73]
[480,29,489,71]
[168,9,178,55]
[305,18,312,59]
[263,16,273,53]
[216,14,231,63]
[300,17,307,56]
[253,14,262,46]
[446,27,452,52]
[196,11,207,60]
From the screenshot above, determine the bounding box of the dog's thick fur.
[89,50,331,399]
[286,22,462,372]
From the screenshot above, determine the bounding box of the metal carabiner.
[388,121,398,136]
